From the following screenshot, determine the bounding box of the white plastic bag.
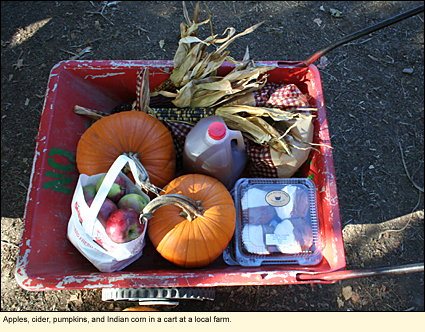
[67,155,150,272]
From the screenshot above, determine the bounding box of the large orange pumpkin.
[145,174,236,268]
[76,111,176,190]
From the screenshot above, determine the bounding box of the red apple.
[105,208,144,243]
[83,185,96,203]
[95,174,127,203]
[117,193,148,213]
[87,198,118,228]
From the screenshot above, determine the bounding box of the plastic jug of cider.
[183,116,248,189]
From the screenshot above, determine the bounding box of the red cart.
[14,59,345,296]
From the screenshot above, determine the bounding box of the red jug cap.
[208,122,226,140]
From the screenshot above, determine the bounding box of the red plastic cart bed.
[15,60,346,291]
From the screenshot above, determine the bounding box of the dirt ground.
[1,1,424,312]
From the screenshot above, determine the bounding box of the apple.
[83,185,96,203]
[117,193,148,213]
[87,198,118,228]
[95,174,127,203]
[105,208,145,243]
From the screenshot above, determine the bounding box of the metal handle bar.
[297,262,424,282]
[297,4,424,67]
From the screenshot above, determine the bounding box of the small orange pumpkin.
[76,111,176,190]
[145,174,236,268]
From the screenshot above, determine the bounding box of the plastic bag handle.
[83,155,135,237]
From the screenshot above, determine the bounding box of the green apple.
[83,185,96,203]
[96,174,127,203]
[117,193,148,213]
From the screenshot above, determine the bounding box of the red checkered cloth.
[244,138,278,178]
[253,82,308,109]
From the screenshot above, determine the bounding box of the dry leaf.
[159,39,165,49]
[342,285,353,300]
[69,294,78,301]
[317,56,330,69]
[13,59,24,70]
[313,18,322,26]
[351,292,361,303]
[330,8,342,17]
[67,294,82,304]
[337,297,344,308]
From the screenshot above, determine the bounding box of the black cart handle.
[297,4,424,67]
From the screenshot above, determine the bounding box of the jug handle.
[228,130,246,152]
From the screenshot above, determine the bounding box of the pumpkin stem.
[140,194,203,223]
[122,151,164,196]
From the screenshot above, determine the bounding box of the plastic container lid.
[227,178,323,267]
[208,122,226,140]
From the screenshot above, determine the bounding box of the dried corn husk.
[160,1,275,108]
[215,105,316,156]
[73,105,107,120]
[172,60,274,108]
[163,55,275,108]
[170,14,265,88]
[136,67,150,112]
[216,105,313,122]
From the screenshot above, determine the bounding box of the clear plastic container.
[182,116,247,189]
[227,178,323,267]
